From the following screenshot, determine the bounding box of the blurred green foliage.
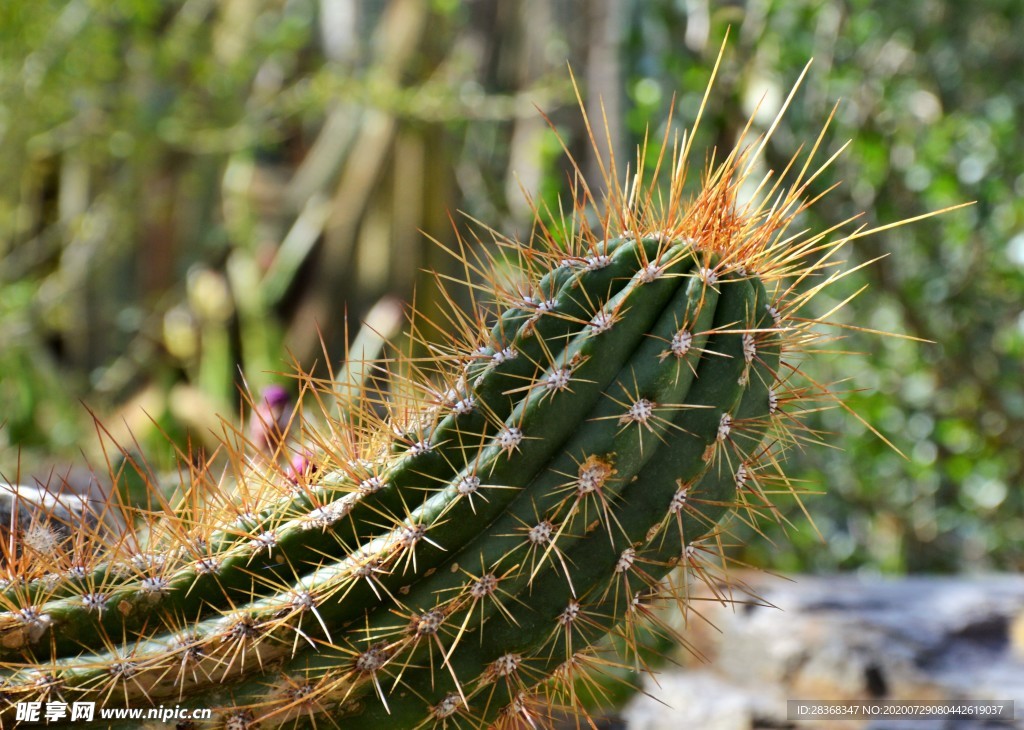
[1,0,1021,573]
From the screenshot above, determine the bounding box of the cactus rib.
[0,236,662,661]
[0,238,695,708]
[341,274,764,728]
[0,57,941,730]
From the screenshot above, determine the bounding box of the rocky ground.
[620,574,1024,729]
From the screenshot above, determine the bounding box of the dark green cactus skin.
[341,278,780,729]
[0,235,794,727]
[1,243,790,730]
[0,97,846,729]
[0,237,657,660]
[0,40,900,720]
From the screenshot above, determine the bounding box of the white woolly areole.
[287,683,315,703]
[545,368,572,391]
[717,413,732,441]
[698,267,718,284]
[590,311,615,334]
[558,600,581,625]
[16,607,51,642]
[528,520,554,545]
[108,660,139,679]
[498,426,523,453]
[415,610,444,635]
[457,475,481,495]
[359,476,385,494]
[742,333,756,363]
[399,523,428,547]
[225,614,257,642]
[141,576,170,595]
[129,552,166,573]
[194,556,221,575]
[224,712,255,730]
[290,590,316,611]
[671,329,693,357]
[249,531,278,553]
[492,347,517,365]
[490,653,521,677]
[347,457,374,473]
[621,398,654,425]
[169,632,204,662]
[433,694,462,719]
[355,645,389,673]
[353,557,382,579]
[233,512,258,530]
[452,396,476,415]
[471,573,498,599]
[616,547,636,573]
[638,262,664,282]
[302,504,342,531]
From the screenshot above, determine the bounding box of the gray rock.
[622,574,1024,729]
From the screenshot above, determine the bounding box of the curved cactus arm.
[514,282,784,725]
[182,253,738,729]
[0,237,666,662]
[246,245,716,706]
[0,238,644,613]
[350,251,720,641]
[0,273,787,730]
[340,275,778,728]
[284,274,757,728]
[0,238,691,707]
[0,53,940,730]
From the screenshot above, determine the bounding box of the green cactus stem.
[0,58,943,730]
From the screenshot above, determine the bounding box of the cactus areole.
[0,58,941,730]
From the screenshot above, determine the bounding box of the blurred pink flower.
[248,385,292,454]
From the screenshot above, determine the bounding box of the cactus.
[0,61,938,730]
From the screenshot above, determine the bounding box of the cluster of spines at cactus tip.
[0,74,870,729]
